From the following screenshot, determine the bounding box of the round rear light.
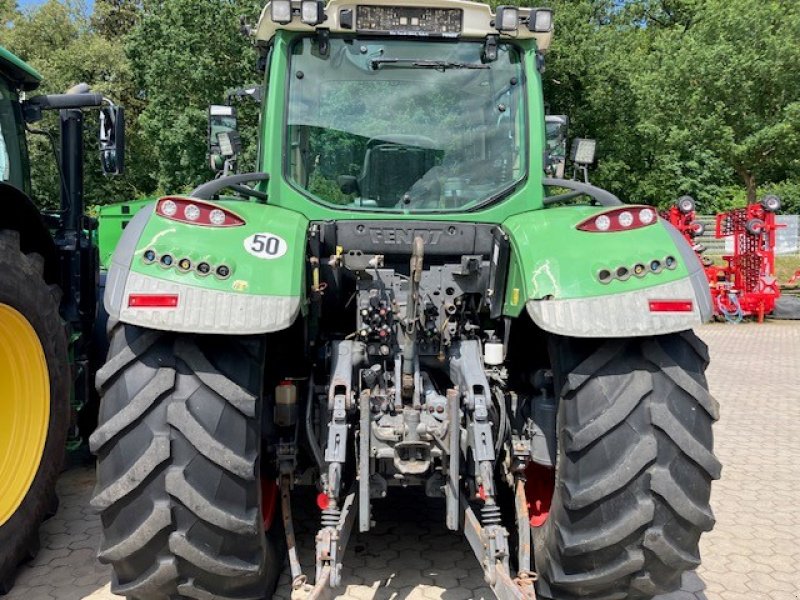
[618,211,634,228]
[184,204,201,221]
[638,208,655,224]
[595,215,611,231]
[209,209,226,226]
[161,200,177,217]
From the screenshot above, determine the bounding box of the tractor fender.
[502,207,712,338]
[0,182,59,284]
[104,198,306,334]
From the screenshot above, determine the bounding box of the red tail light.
[648,300,693,313]
[577,206,658,232]
[156,196,245,227]
[128,294,179,308]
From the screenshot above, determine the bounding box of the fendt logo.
[368,228,445,245]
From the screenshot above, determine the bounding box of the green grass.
[709,255,800,287]
[776,255,800,285]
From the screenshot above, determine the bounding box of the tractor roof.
[0,46,42,91]
[255,0,553,51]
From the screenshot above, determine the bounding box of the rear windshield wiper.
[369,58,489,71]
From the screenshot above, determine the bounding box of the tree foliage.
[538,0,800,212]
[0,0,798,213]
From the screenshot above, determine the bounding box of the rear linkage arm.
[450,341,537,599]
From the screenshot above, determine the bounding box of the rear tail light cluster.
[578,207,657,232]
[597,255,678,284]
[156,196,245,227]
[142,249,231,279]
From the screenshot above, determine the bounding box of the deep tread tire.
[0,230,70,594]
[534,332,719,600]
[91,324,282,600]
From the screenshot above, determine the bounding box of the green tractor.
[92,2,720,599]
[0,46,124,592]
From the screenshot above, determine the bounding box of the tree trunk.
[736,166,758,204]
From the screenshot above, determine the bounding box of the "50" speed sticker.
[243,233,288,260]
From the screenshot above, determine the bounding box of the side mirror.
[338,175,360,195]
[208,104,239,173]
[99,104,125,176]
[544,115,568,178]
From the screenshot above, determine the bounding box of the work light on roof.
[532,9,553,33]
[301,0,325,25]
[271,0,292,24]
[571,138,597,166]
[495,6,519,32]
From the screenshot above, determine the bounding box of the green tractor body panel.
[504,206,690,303]
[103,198,307,334]
[501,206,712,336]
[129,200,307,297]
[96,198,157,269]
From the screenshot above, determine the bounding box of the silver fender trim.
[527,273,712,338]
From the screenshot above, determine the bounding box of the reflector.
[648,300,693,313]
[128,294,179,308]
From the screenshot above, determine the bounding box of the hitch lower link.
[284,477,358,600]
[462,480,538,600]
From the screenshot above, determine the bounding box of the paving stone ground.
[3,322,799,600]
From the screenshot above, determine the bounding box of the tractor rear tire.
[0,230,70,594]
[91,324,283,600]
[533,331,720,600]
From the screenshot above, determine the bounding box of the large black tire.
[0,230,70,594]
[91,324,283,600]
[534,331,720,600]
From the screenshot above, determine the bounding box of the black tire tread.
[536,331,719,600]
[92,324,275,600]
[166,403,255,480]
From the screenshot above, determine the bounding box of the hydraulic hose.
[305,373,325,470]
[718,292,743,324]
[492,387,508,457]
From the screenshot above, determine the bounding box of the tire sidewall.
[0,240,70,576]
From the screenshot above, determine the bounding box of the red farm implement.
[660,195,712,265]
[706,196,783,322]
[662,195,784,323]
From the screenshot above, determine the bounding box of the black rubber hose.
[305,373,325,470]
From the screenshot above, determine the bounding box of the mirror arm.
[542,190,583,204]
[23,93,104,123]
[230,184,267,201]
[190,172,270,200]
[542,178,622,207]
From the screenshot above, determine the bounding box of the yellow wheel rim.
[0,304,50,526]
